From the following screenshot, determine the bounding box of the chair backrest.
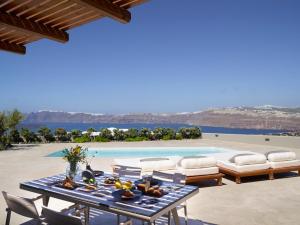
[2,191,39,219]
[152,171,186,185]
[42,207,83,225]
[113,165,142,179]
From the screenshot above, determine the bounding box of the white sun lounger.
[265,151,300,177]
[112,156,224,185]
[216,152,272,184]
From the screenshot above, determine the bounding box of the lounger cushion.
[229,154,267,166]
[269,160,300,169]
[140,158,176,172]
[217,161,270,173]
[178,156,217,169]
[266,151,296,162]
[177,167,219,176]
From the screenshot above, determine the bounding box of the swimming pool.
[47,147,230,158]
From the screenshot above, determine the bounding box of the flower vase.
[67,161,79,180]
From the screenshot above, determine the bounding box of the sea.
[19,122,286,135]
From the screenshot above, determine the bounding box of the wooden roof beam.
[0,11,69,43]
[71,0,131,23]
[0,40,26,55]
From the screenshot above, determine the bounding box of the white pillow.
[267,151,296,162]
[178,156,216,169]
[232,154,267,166]
[140,159,176,172]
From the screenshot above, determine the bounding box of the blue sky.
[1,0,300,114]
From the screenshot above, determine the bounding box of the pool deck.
[0,133,299,225]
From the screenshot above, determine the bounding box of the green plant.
[125,128,139,139]
[87,127,96,134]
[74,135,90,143]
[20,128,39,143]
[113,129,126,141]
[0,109,23,149]
[70,129,81,141]
[9,129,21,143]
[125,137,148,142]
[63,145,87,163]
[164,128,176,140]
[94,136,110,142]
[99,128,113,140]
[38,127,55,143]
[139,128,151,139]
[175,133,183,140]
[55,128,69,142]
[179,127,202,139]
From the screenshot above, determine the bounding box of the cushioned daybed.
[217,153,272,184]
[112,156,224,186]
[266,151,300,177]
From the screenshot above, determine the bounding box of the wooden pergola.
[0,0,148,55]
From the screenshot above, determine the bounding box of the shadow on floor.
[21,208,218,225]
[9,144,40,151]
[188,180,225,188]
[223,171,299,184]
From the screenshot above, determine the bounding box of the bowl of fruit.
[112,179,141,201]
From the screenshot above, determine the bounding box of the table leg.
[84,207,90,225]
[42,195,50,206]
[171,208,181,225]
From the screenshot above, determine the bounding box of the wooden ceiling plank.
[34,2,78,22]
[16,0,52,17]
[51,10,96,28]
[9,35,28,43]
[0,40,26,55]
[0,29,15,37]
[71,0,131,23]
[25,0,69,19]
[43,6,84,25]
[58,13,101,30]
[0,0,14,8]
[16,38,30,45]
[0,11,69,43]
[1,32,19,41]
[120,0,140,8]
[6,0,33,13]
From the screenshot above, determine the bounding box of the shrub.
[87,127,96,133]
[0,109,23,149]
[113,129,126,141]
[99,128,113,140]
[9,129,22,143]
[55,128,70,142]
[139,128,151,139]
[94,136,110,142]
[179,127,202,139]
[38,127,55,143]
[175,133,183,140]
[162,128,176,140]
[125,128,139,139]
[125,137,148,142]
[20,128,39,143]
[152,128,165,140]
[71,129,82,140]
[74,135,90,143]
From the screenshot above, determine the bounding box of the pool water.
[47,147,229,158]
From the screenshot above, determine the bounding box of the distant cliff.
[23,106,300,130]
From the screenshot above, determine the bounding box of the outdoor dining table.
[20,173,199,225]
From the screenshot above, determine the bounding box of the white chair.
[112,165,142,225]
[152,171,188,225]
[42,206,85,225]
[2,191,85,225]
